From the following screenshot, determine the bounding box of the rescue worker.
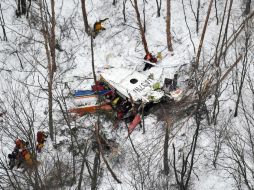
[36,131,48,153]
[8,148,25,170]
[144,52,157,63]
[21,149,33,166]
[93,18,109,38]
[20,148,41,174]
[15,139,29,150]
[14,140,27,169]
[19,148,37,175]
[143,52,157,71]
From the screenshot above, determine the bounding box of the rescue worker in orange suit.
[93,18,109,38]
[143,52,157,71]
[20,149,33,166]
[36,131,48,153]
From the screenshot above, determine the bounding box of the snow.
[0,0,254,189]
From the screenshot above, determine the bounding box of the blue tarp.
[74,90,111,97]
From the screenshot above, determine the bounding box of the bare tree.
[16,0,27,17]
[166,0,173,52]
[90,35,97,83]
[234,32,250,117]
[195,0,214,67]
[244,0,252,15]
[113,0,117,6]
[38,0,57,140]
[80,0,91,35]
[90,152,100,190]
[189,0,200,34]
[224,115,254,190]
[123,0,128,22]
[211,0,231,125]
[196,0,201,34]
[181,0,196,53]
[0,3,7,41]
[0,84,47,189]
[172,97,204,190]
[26,0,31,18]
[163,119,172,175]
[132,0,149,54]
[143,0,146,33]
[214,0,219,25]
[155,0,162,17]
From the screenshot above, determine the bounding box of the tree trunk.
[91,152,100,190]
[48,80,54,141]
[155,0,162,17]
[16,0,27,16]
[133,0,149,54]
[26,0,31,18]
[181,0,196,53]
[50,0,56,72]
[95,124,122,184]
[163,119,172,175]
[39,0,56,141]
[196,0,200,33]
[195,0,214,67]
[244,0,251,15]
[166,0,173,52]
[80,0,90,35]
[0,3,8,41]
[47,0,57,141]
[143,0,146,33]
[214,0,219,25]
[218,0,233,64]
[173,101,202,190]
[211,0,230,124]
[90,35,97,83]
[123,0,127,22]
[234,35,249,117]
[18,0,21,13]
[21,0,26,15]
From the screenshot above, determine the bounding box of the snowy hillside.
[0,0,254,189]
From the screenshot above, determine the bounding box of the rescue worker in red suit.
[15,139,29,150]
[143,52,157,71]
[36,131,48,153]
[12,139,29,169]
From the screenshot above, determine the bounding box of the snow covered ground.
[0,0,254,189]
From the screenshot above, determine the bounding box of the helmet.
[15,139,21,146]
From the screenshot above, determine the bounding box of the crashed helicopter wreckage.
[69,68,183,117]
[100,68,165,104]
